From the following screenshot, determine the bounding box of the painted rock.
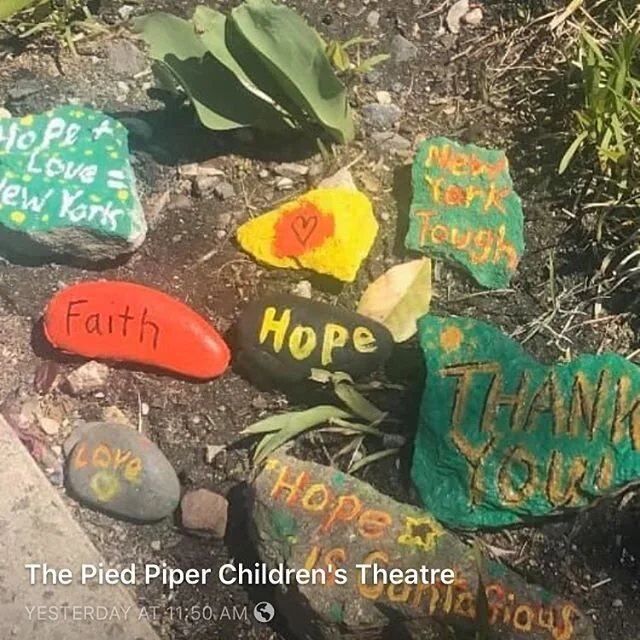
[412,315,640,529]
[0,106,146,261]
[236,188,378,282]
[43,281,230,380]
[404,137,524,289]
[249,453,595,640]
[65,422,180,522]
[237,294,393,383]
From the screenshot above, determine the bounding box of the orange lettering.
[74,442,88,469]
[302,484,332,512]
[92,443,112,469]
[357,510,392,539]
[322,495,362,532]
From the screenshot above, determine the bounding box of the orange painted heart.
[43,281,230,380]
[273,202,335,258]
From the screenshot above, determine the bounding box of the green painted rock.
[0,106,146,261]
[404,137,524,288]
[249,453,594,640]
[412,315,640,530]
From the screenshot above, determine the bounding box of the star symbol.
[396,516,444,552]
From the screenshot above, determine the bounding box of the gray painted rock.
[65,422,180,522]
[0,106,146,262]
[248,453,595,640]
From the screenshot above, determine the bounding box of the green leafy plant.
[133,0,355,143]
[240,370,404,470]
[324,36,390,76]
[558,4,640,251]
[0,0,105,53]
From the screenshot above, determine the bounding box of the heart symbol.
[291,215,319,246]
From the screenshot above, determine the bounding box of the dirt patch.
[1,1,640,639]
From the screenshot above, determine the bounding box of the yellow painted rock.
[236,188,377,282]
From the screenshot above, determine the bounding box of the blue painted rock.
[43,280,230,380]
[0,106,146,261]
[65,422,180,522]
[412,315,640,529]
[237,294,393,382]
[249,453,595,640]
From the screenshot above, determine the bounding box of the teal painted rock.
[249,453,595,640]
[0,106,146,261]
[404,137,524,288]
[412,315,640,529]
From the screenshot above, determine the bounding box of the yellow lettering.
[353,327,377,354]
[358,551,388,600]
[113,448,131,469]
[483,183,510,213]
[426,144,451,170]
[471,230,494,264]
[301,484,331,511]
[123,457,142,484]
[425,175,444,203]
[568,371,609,439]
[89,470,120,502]
[524,371,566,435]
[321,323,348,366]
[416,210,436,245]
[259,306,291,353]
[288,325,317,360]
[493,224,519,270]
[387,581,412,602]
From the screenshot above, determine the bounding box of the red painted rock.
[43,281,230,380]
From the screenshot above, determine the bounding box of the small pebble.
[141,402,150,416]
[612,598,624,608]
[150,540,162,552]
[276,177,294,190]
[366,10,380,28]
[205,444,225,464]
[214,181,235,200]
[37,415,60,436]
[65,361,110,396]
[291,280,312,298]
[181,489,229,538]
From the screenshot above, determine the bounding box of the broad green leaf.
[241,406,352,435]
[133,12,290,132]
[192,5,288,118]
[558,130,588,174]
[230,0,355,143]
[334,382,386,423]
[357,258,433,343]
[0,0,39,20]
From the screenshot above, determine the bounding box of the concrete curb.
[0,416,160,640]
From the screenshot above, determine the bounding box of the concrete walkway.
[0,416,160,640]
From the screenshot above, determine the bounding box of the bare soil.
[1,1,640,639]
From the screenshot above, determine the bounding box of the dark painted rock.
[43,280,230,380]
[65,422,180,522]
[249,453,594,640]
[413,315,640,529]
[237,295,393,383]
[404,137,524,288]
[0,106,146,261]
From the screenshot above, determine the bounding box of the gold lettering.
[546,450,587,507]
[497,446,537,505]
[524,371,566,435]
[453,591,476,619]
[353,327,377,354]
[411,583,440,615]
[470,230,494,264]
[259,306,291,353]
[426,144,451,170]
[595,451,614,492]
[442,363,499,504]
[513,605,534,632]
[568,371,609,439]
[481,369,531,434]
[288,325,317,360]
[483,183,510,213]
[321,323,349,366]
[451,227,472,249]
[387,581,412,603]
